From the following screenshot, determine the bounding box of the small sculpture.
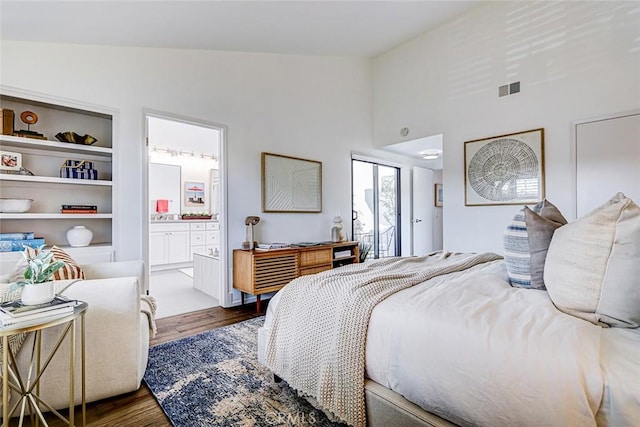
[331,215,346,242]
[243,216,261,250]
[16,110,46,139]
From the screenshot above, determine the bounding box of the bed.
[257,194,640,427]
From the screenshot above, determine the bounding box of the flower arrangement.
[10,246,64,291]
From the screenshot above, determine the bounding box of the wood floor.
[41,302,265,427]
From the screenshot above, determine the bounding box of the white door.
[576,112,640,218]
[412,167,434,256]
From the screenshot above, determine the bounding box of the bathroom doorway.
[145,113,225,318]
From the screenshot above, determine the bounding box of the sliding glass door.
[352,159,400,260]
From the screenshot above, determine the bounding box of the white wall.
[0,41,376,305]
[373,1,640,253]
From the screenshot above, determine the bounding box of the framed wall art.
[0,151,22,171]
[185,181,206,206]
[435,183,443,207]
[262,152,322,213]
[464,128,544,206]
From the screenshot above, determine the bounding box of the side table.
[1,301,87,427]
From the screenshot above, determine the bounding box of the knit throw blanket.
[265,251,502,427]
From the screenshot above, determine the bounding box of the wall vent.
[498,81,521,97]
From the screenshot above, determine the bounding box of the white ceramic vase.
[21,282,55,305]
[66,225,93,247]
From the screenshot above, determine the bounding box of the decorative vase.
[21,282,55,305]
[66,225,93,247]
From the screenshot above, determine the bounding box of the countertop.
[150,219,219,223]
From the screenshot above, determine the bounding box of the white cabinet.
[149,223,190,267]
[0,90,116,258]
[190,221,219,259]
[150,221,220,268]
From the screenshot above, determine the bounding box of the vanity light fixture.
[421,149,442,160]
[150,146,217,161]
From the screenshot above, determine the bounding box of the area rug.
[144,317,345,426]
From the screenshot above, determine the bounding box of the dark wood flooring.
[40,302,265,427]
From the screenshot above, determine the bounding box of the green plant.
[358,241,372,263]
[10,246,65,291]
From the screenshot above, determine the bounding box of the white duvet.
[264,260,640,426]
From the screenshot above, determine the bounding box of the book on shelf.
[61,204,97,210]
[334,250,352,259]
[60,209,98,214]
[0,238,45,252]
[0,232,36,241]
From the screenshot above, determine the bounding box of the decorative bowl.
[0,198,33,213]
[55,132,97,145]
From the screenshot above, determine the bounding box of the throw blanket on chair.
[265,251,502,427]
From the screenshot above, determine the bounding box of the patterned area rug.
[144,317,345,426]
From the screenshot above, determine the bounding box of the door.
[412,167,434,256]
[575,112,640,218]
[352,159,401,259]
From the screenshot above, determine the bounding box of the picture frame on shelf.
[261,152,322,213]
[0,150,22,171]
[435,183,443,207]
[464,128,544,206]
[185,181,206,206]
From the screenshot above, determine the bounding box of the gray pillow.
[544,193,640,328]
[524,205,568,289]
[504,199,566,289]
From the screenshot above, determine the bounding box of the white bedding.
[263,259,640,426]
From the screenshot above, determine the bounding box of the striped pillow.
[50,246,86,280]
[504,200,566,289]
[21,245,86,281]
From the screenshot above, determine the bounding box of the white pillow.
[544,193,640,328]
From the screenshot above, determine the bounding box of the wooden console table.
[233,241,359,312]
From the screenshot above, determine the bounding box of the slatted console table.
[232,241,359,312]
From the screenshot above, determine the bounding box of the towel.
[156,199,169,213]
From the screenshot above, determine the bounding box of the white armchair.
[5,260,152,411]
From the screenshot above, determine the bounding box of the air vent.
[498,81,521,97]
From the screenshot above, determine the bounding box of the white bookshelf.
[0,89,116,259]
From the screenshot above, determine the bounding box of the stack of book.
[0,295,78,329]
[60,204,97,214]
[256,242,291,250]
[0,232,45,252]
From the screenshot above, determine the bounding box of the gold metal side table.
[1,301,87,427]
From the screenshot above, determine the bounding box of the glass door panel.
[352,159,400,259]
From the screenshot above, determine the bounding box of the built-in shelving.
[0,134,112,157]
[0,88,116,264]
[0,213,113,220]
[0,174,112,186]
